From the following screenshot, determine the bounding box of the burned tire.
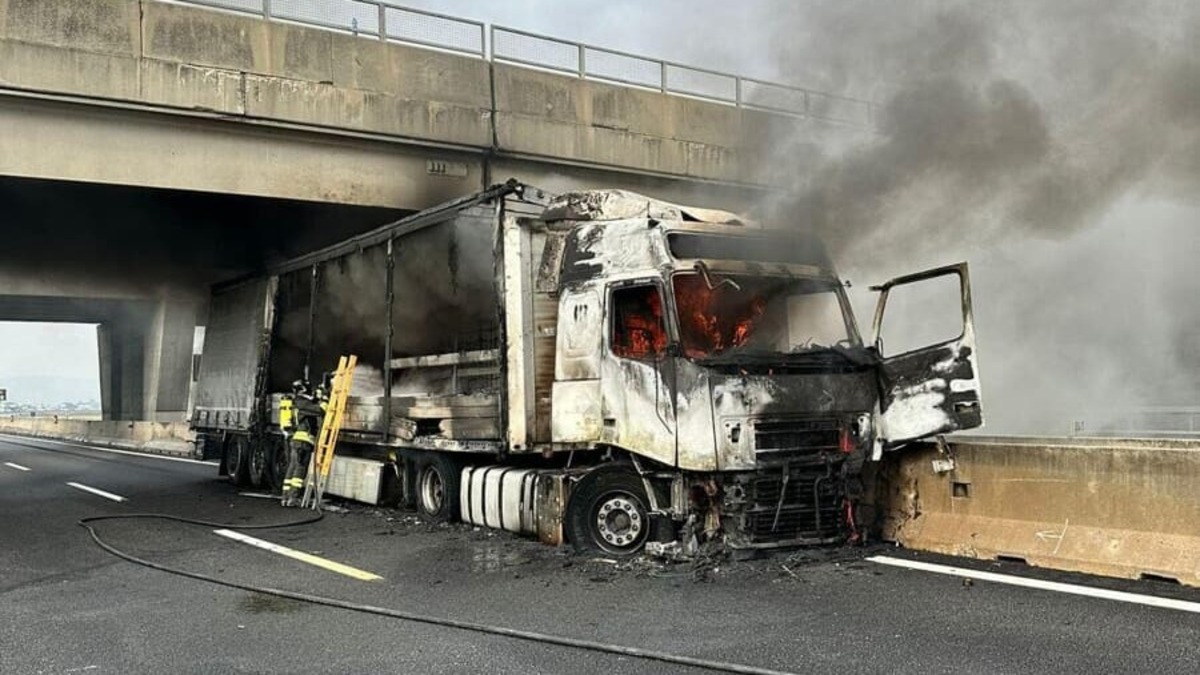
[415,453,461,523]
[566,468,650,557]
[224,435,251,488]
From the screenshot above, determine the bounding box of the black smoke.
[760,0,1200,433]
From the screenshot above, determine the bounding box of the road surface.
[2,433,1198,674]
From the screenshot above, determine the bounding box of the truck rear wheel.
[566,468,650,557]
[224,435,250,487]
[266,436,288,493]
[247,438,268,489]
[415,453,460,523]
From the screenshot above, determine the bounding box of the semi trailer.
[191,180,983,555]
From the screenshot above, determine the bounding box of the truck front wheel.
[415,453,460,522]
[566,468,650,557]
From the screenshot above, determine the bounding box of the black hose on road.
[79,512,798,675]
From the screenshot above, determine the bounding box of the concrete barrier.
[0,415,196,458]
[872,435,1200,588]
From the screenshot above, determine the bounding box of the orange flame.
[674,276,765,358]
[612,287,668,359]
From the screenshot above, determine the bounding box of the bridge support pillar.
[97,298,198,422]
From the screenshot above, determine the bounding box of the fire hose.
[79,512,799,675]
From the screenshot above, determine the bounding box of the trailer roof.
[213,180,551,292]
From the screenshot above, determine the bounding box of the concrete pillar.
[97,298,196,422]
[97,317,146,421]
[144,298,198,422]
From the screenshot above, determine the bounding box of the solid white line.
[867,555,1200,614]
[213,529,382,582]
[66,481,128,503]
[0,434,217,466]
[4,462,30,471]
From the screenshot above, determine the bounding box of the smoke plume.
[761,0,1200,433]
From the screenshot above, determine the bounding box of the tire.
[247,437,268,489]
[225,435,251,487]
[415,453,461,523]
[266,435,289,494]
[566,468,651,557]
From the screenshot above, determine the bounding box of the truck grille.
[753,417,841,463]
[742,465,843,542]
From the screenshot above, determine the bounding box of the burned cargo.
[192,180,983,556]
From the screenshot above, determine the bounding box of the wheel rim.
[592,492,646,553]
[419,466,445,515]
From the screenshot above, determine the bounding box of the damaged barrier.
[0,415,195,458]
[872,435,1200,588]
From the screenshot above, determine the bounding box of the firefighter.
[280,379,326,507]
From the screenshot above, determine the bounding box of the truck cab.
[539,189,983,551]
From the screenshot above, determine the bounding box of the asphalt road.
[2,433,1199,675]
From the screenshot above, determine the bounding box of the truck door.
[598,281,678,466]
[871,262,983,447]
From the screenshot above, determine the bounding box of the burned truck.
[192,180,983,555]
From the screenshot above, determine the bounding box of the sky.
[394,0,785,79]
[0,322,100,405]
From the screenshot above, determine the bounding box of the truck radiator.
[734,464,844,545]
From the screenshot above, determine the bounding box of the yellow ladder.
[301,355,357,510]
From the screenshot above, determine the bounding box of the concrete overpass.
[0,0,872,421]
[0,0,872,207]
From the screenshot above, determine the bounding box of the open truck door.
[871,262,982,452]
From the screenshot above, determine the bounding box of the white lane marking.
[867,556,1200,614]
[213,529,383,582]
[66,481,128,503]
[4,462,31,471]
[0,434,218,466]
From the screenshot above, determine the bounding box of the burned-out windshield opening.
[672,273,858,361]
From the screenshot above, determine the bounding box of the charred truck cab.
[192,182,982,557]
[542,190,982,554]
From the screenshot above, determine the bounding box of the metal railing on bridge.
[165,0,876,127]
[1071,407,1200,439]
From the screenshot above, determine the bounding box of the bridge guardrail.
[1071,406,1200,437]
[166,0,875,126]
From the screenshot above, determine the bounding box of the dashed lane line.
[4,462,31,471]
[66,482,128,503]
[213,529,383,582]
[867,555,1200,614]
